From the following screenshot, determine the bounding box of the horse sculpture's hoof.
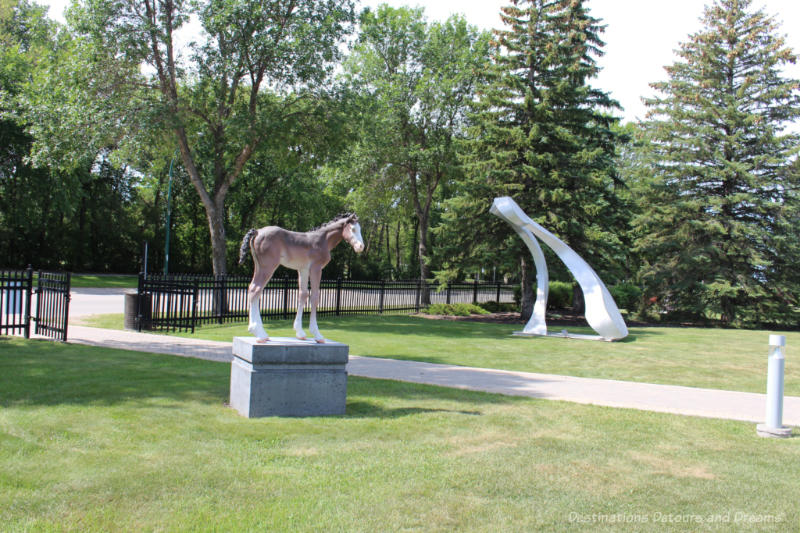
[297,336,307,341]
[315,338,326,344]
[256,337,269,344]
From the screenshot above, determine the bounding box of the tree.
[43,0,355,276]
[631,0,800,325]
[2,0,141,271]
[341,6,489,294]
[441,0,626,318]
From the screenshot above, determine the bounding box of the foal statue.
[239,213,365,343]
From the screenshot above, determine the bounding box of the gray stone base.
[230,337,348,418]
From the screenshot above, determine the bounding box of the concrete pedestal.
[230,337,348,418]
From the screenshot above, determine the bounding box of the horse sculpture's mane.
[309,213,358,233]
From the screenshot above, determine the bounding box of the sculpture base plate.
[756,424,793,438]
[230,337,348,418]
[513,330,611,342]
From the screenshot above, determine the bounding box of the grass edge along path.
[82,313,800,396]
[1,337,798,532]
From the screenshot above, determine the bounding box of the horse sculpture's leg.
[247,262,277,342]
[309,265,325,343]
[293,268,310,340]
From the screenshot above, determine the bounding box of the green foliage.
[338,6,490,284]
[0,1,144,271]
[423,303,489,316]
[29,0,357,275]
[609,282,642,312]
[631,0,800,326]
[547,281,574,310]
[479,301,517,313]
[439,0,630,318]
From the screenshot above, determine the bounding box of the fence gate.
[138,274,197,333]
[35,271,71,341]
[0,268,34,338]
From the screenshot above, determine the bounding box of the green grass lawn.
[1,337,797,532]
[85,313,800,395]
[71,274,138,289]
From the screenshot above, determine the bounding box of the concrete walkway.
[64,326,799,427]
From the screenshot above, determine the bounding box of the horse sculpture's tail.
[239,229,257,265]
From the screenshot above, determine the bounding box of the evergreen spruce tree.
[440,0,626,317]
[632,0,800,325]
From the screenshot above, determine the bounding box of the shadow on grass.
[0,338,229,408]
[313,315,520,340]
[1,338,512,418]
[317,316,661,343]
[345,401,482,419]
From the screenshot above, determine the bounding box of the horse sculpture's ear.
[348,213,359,224]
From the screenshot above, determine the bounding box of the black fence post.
[137,272,144,332]
[191,279,199,334]
[473,278,479,305]
[379,279,385,314]
[23,266,33,339]
[496,281,501,303]
[446,282,451,305]
[34,270,41,336]
[218,275,226,325]
[415,279,422,313]
[61,272,71,342]
[335,277,342,316]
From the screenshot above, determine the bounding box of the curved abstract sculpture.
[490,197,628,341]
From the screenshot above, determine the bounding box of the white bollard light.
[756,335,792,438]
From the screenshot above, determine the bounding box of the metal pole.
[756,335,792,438]
[164,151,177,275]
[143,241,149,278]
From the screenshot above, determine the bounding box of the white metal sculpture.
[490,197,628,341]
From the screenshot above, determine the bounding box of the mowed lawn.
[1,337,798,532]
[86,313,800,395]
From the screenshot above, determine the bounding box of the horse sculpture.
[239,213,365,343]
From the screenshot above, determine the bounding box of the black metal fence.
[0,267,71,341]
[35,271,71,342]
[137,273,517,333]
[0,268,33,338]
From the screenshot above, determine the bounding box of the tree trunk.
[206,201,229,314]
[395,221,401,275]
[572,285,585,315]
[207,202,228,277]
[417,213,431,305]
[520,254,534,321]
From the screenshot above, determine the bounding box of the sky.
[39,0,800,124]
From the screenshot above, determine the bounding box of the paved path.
[69,288,129,319]
[65,326,799,427]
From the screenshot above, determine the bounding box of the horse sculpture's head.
[343,214,365,253]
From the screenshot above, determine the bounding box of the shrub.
[609,283,643,312]
[481,301,517,313]
[423,303,489,316]
[547,281,574,310]
[515,281,574,310]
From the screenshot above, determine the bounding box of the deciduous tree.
[341,5,489,295]
[37,0,355,276]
